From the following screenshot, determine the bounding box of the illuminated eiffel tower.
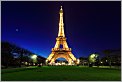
[46,6,79,65]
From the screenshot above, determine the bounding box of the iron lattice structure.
[46,6,79,65]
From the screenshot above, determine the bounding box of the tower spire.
[46,6,78,65]
[58,6,65,37]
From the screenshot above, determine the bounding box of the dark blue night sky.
[1,1,121,58]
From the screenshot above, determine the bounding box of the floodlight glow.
[31,55,37,59]
[89,53,99,63]
[77,59,80,64]
[31,55,37,63]
[25,62,28,65]
[91,54,95,58]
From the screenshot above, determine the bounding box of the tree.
[88,53,99,67]
[37,55,46,66]
[79,57,88,66]
[103,49,112,68]
[103,49,121,68]
[1,41,33,68]
[100,57,109,66]
[1,42,14,68]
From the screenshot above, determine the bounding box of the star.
[15,29,19,32]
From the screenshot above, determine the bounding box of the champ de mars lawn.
[1,66,121,81]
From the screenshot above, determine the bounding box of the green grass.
[1,66,121,81]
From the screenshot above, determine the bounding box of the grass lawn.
[1,66,121,81]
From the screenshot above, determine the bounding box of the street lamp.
[31,55,37,64]
[76,59,80,65]
[31,55,37,59]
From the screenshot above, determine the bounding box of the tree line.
[79,49,121,68]
[1,41,46,69]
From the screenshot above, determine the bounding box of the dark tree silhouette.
[79,57,88,66]
[103,49,112,68]
[1,41,46,68]
[37,55,46,66]
[103,49,121,68]
[1,42,14,68]
[1,41,33,68]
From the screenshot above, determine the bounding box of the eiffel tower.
[46,6,79,65]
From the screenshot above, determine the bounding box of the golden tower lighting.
[46,6,79,65]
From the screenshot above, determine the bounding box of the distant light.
[89,54,99,63]
[33,63,35,65]
[31,55,37,63]
[25,62,28,65]
[91,54,95,58]
[77,59,80,64]
[101,62,103,63]
[31,55,37,59]
[16,29,19,32]
[29,63,31,65]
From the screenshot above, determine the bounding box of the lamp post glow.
[77,59,80,65]
[89,54,99,63]
[31,55,37,63]
[31,55,37,59]
[89,53,99,67]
